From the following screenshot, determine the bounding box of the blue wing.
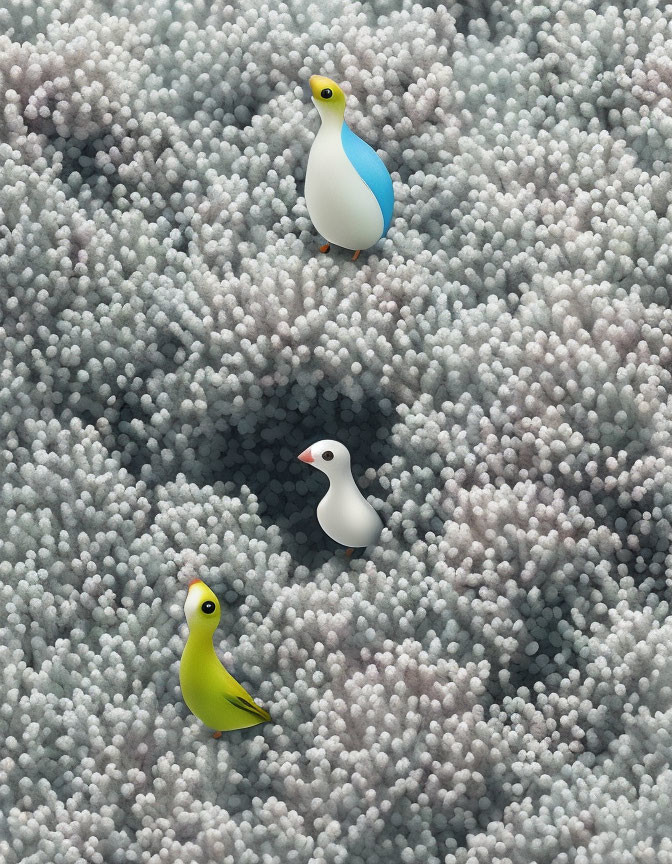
[341,122,394,236]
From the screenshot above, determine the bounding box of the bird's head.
[184,578,221,635]
[309,75,346,124]
[297,439,351,479]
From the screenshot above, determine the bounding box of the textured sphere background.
[2,1,672,862]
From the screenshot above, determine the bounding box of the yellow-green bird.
[180,578,271,737]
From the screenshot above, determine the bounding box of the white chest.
[317,482,383,548]
[305,125,384,251]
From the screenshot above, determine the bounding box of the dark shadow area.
[549,464,670,603]
[39,131,122,207]
[592,486,670,601]
[60,374,398,570]
[451,0,492,36]
[26,113,175,224]
[506,592,576,695]
[55,385,167,480]
[411,0,490,35]
[186,381,398,569]
[336,788,469,864]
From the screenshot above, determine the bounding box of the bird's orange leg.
[213,730,222,739]
[320,243,330,253]
[352,250,361,261]
[345,548,354,558]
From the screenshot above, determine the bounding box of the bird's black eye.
[321,88,333,99]
[201,601,216,614]
[322,450,334,461]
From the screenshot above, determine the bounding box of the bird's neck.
[185,629,215,654]
[317,110,345,134]
[327,471,359,495]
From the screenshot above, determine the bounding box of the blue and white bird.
[305,75,394,261]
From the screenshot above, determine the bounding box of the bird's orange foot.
[352,250,361,261]
[213,730,222,739]
[320,243,330,253]
[345,548,354,558]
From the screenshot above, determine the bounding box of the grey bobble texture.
[2,2,672,864]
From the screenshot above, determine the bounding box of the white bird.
[297,439,383,554]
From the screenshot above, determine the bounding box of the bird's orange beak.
[188,578,202,588]
[298,447,314,463]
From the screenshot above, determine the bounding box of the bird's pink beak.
[188,578,202,588]
[298,447,314,463]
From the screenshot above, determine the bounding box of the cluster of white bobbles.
[2,0,672,862]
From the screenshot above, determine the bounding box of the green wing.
[225,693,271,723]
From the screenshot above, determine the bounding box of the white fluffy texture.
[2,0,672,862]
